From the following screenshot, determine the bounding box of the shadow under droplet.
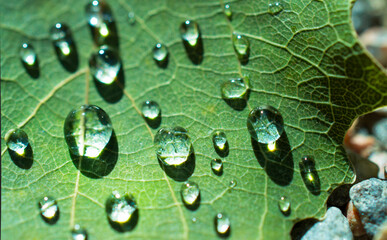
[183,193,201,211]
[93,65,125,103]
[41,208,60,225]
[251,131,293,186]
[239,50,249,65]
[108,208,139,232]
[290,218,318,240]
[215,142,229,158]
[223,89,250,111]
[70,130,118,179]
[89,21,120,49]
[182,36,204,65]
[145,114,161,129]
[154,55,169,69]
[53,41,79,73]
[158,152,195,182]
[8,144,33,169]
[21,59,40,79]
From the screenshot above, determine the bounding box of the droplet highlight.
[247,106,284,144]
[141,100,161,128]
[181,181,200,209]
[89,45,121,84]
[211,158,223,176]
[72,224,88,240]
[268,2,283,15]
[20,43,39,78]
[64,105,113,158]
[6,129,33,169]
[153,43,169,68]
[39,196,59,224]
[299,156,321,195]
[212,131,229,157]
[106,191,138,232]
[224,4,232,20]
[278,196,290,216]
[214,213,231,237]
[232,33,250,64]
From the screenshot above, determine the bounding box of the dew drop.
[180,181,200,208]
[154,127,193,167]
[268,2,283,15]
[232,33,250,64]
[211,158,223,176]
[127,11,136,25]
[247,106,284,144]
[153,43,169,68]
[50,23,73,57]
[221,77,250,101]
[212,131,229,157]
[6,129,29,155]
[39,196,59,224]
[64,105,113,158]
[214,213,230,237]
[142,100,161,121]
[20,43,37,67]
[106,191,138,232]
[89,45,121,84]
[278,196,291,215]
[72,224,88,240]
[180,20,200,47]
[224,4,232,19]
[192,217,197,223]
[229,180,237,188]
[299,156,321,194]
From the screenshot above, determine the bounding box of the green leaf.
[1,0,386,239]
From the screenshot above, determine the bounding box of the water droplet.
[127,11,136,25]
[268,2,283,15]
[153,43,169,68]
[180,181,200,208]
[278,196,290,215]
[221,77,250,101]
[232,33,250,64]
[39,196,59,224]
[214,213,230,237]
[6,129,29,155]
[72,224,88,240]
[64,105,113,158]
[20,43,39,78]
[247,106,284,144]
[192,217,197,223]
[154,127,193,167]
[299,156,321,195]
[141,100,161,128]
[212,131,229,157]
[89,45,121,84]
[229,180,237,188]
[106,191,138,232]
[224,4,232,19]
[211,158,223,176]
[180,20,200,47]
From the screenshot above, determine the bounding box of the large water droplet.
[268,2,283,15]
[39,196,59,224]
[214,213,230,237]
[278,196,291,216]
[106,191,138,232]
[50,23,79,72]
[299,156,321,195]
[211,158,223,176]
[6,129,33,169]
[180,181,200,209]
[224,4,232,20]
[89,45,121,85]
[154,127,193,167]
[180,20,203,65]
[247,106,284,144]
[212,131,229,157]
[72,224,88,240]
[141,100,161,128]
[64,105,113,158]
[20,43,39,78]
[153,43,169,68]
[232,33,250,64]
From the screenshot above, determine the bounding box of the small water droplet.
[141,100,161,128]
[153,43,169,68]
[128,11,136,25]
[221,77,250,101]
[229,180,237,188]
[20,43,39,78]
[6,129,29,155]
[232,33,250,64]
[299,156,321,195]
[154,127,193,167]
[180,20,200,47]
[89,45,121,84]
[268,2,283,15]
[214,213,230,237]
[224,4,232,19]
[211,158,223,176]
[247,106,284,144]
[192,217,197,223]
[64,105,113,158]
[180,181,200,208]
[39,196,59,224]
[106,191,138,232]
[212,131,229,157]
[72,224,88,240]
[278,196,290,215]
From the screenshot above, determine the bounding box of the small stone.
[301,207,353,240]
[349,178,387,237]
[346,200,367,237]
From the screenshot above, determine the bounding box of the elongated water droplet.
[224,4,232,19]
[212,131,229,157]
[72,224,88,240]
[50,23,78,72]
[89,45,121,84]
[221,77,250,101]
[180,20,199,47]
[211,158,223,176]
[181,181,200,208]
[268,2,283,15]
[6,129,29,155]
[64,105,113,158]
[39,196,59,224]
[127,11,136,25]
[232,33,249,64]
[20,43,39,78]
[153,43,169,68]
[299,156,320,195]
[106,191,138,232]
[141,100,161,128]
[154,127,193,167]
[247,106,284,144]
[278,196,290,215]
[214,213,230,237]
